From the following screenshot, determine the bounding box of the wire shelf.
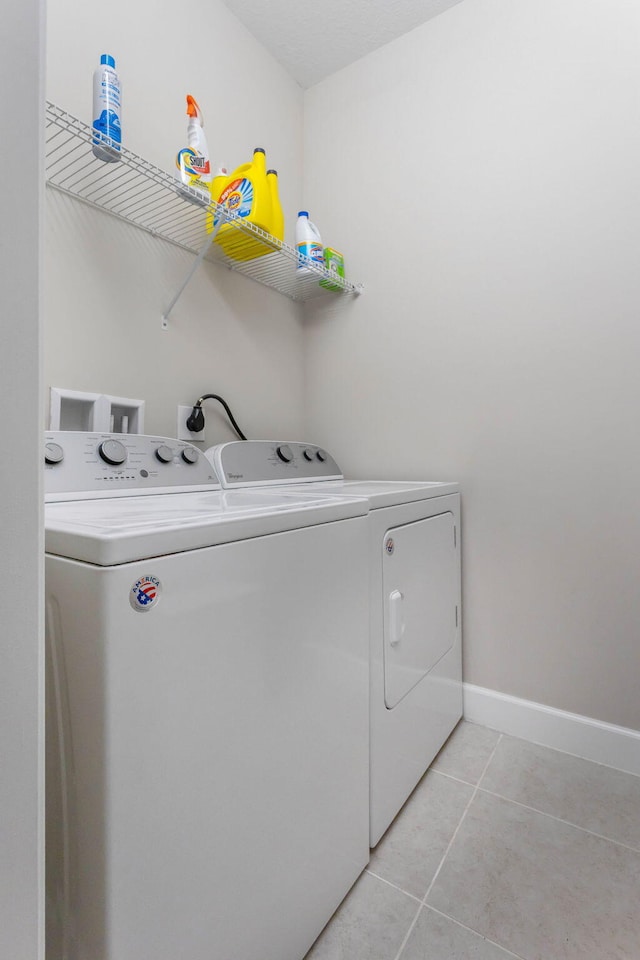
[45,101,363,305]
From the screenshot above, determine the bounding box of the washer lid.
[45,489,369,565]
[263,479,459,508]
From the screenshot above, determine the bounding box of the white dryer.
[206,441,463,847]
[44,432,370,960]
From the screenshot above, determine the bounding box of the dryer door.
[383,511,457,709]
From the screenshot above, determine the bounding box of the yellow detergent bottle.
[209,147,281,261]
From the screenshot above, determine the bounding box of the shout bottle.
[175,95,212,206]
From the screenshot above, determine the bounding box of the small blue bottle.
[92,54,122,162]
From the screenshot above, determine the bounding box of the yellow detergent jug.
[209,147,282,261]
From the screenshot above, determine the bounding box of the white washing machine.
[206,441,463,847]
[44,431,370,960]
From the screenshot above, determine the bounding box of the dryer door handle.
[389,589,405,647]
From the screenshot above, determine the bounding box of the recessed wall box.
[105,395,145,434]
[49,388,145,434]
[49,388,106,432]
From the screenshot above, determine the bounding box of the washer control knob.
[45,442,64,465]
[98,439,127,465]
[276,444,294,463]
[316,449,328,463]
[181,447,199,465]
[155,445,174,464]
[303,448,315,462]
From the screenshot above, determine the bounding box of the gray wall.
[45,0,307,447]
[303,0,640,730]
[0,0,44,956]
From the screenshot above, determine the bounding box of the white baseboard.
[463,683,640,777]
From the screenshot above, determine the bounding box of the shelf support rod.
[161,211,225,330]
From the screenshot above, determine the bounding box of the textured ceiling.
[220,0,466,88]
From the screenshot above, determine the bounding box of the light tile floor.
[304,721,640,960]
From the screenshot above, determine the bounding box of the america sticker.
[130,575,162,612]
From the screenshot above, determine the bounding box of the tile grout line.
[390,735,504,960]
[363,868,423,904]
[475,736,499,791]
[421,734,503,905]
[389,896,423,960]
[423,904,529,960]
[475,785,640,855]
[429,767,477,788]
[495,732,640,781]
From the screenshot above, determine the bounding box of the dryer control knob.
[45,442,64,465]
[316,449,328,463]
[276,444,294,463]
[98,439,127,466]
[155,445,174,464]
[303,448,315,461]
[181,447,199,465]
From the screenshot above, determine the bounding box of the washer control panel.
[45,432,220,501]
[206,441,343,488]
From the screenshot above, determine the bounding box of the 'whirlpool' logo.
[130,575,162,612]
